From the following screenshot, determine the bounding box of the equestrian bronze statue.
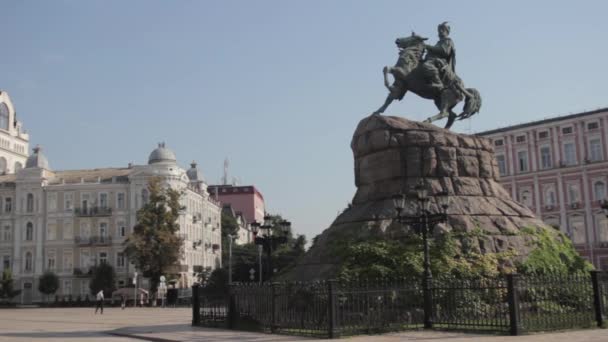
[373,22,481,129]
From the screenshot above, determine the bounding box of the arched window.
[141,189,149,205]
[594,181,606,201]
[14,162,22,173]
[0,157,6,174]
[25,252,32,272]
[26,194,34,213]
[25,222,33,241]
[0,103,9,131]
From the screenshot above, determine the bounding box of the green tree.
[221,211,239,265]
[89,262,116,296]
[0,270,21,302]
[124,177,184,291]
[38,271,59,303]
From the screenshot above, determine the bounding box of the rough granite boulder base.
[284,115,562,281]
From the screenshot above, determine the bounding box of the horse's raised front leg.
[383,66,392,90]
[373,95,395,115]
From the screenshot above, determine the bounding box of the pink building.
[207,185,266,224]
[478,108,608,270]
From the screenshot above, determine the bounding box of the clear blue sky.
[2,1,608,242]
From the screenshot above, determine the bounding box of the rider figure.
[422,22,455,92]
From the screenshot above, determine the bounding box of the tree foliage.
[124,177,184,291]
[0,270,21,301]
[89,262,117,296]
[38,271,59,302]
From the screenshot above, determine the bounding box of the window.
[545,187,557,206]
[24,252,32,272]
[26,193,34,213]
[564,142,577,165]
[80,250,90,269]
[587,122,599,130]
[2,255,10,271]
[589,138,602,162]
[496,155,506,176]
[568,184,581,204]
[99,193,108,208]
[516,135,526,143]
[81,280,89,296]
[25,222,33,241]
[540,146,552,169]
[81,193,89,213]
[569,216,586,244]
[598,217,608,243]
[117,221,126,237]
[63,221,73,240]
[64,192,73,211]
[80,222,90,238]
[47,251,56,270]
[63,251,73,271]
[562,126,573,134]
[117,193,125,209]
[47,193,57,212]
[62,279,72,296]
[99,252,108,265]
[46,223,56,241]
[0,157,6,174]
[538,131,549,139]
[520,190,533,208]
[99,222,108,242]
[0,103,9,130]
[594,181,606,201]
[4,198,11,213]
[141,189,149,205]
[116,252,125,268]
[517,150,528,172]
[2,225,10,241]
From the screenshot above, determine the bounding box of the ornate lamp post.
[392,184,450,329]
[250,214,291,282]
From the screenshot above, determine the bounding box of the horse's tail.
[459,88,482,120]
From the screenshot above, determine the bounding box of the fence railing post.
[227,288,236,329]
[506,273,521,336]
[327,280,338,339]
[271,282,277,333]
[591,270,605,327]
[191,284,200,326]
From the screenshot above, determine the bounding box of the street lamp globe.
[392,193,405,214]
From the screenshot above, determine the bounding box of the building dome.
[148,142,177,164]
[25,145,51,170]
[186,161,205,183]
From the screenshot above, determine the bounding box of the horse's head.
[395,32,428,51]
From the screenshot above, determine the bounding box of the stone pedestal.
[285,115,571,280]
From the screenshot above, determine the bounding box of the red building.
[207,185,266,224]
[478,108,608,270]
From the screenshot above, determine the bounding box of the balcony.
[74,206,112,217]
[74,235,113,246]
[73,267,92,277]
[166,264,188,273]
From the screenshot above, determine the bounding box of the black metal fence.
[192,271,608,338]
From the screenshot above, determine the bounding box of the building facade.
[222,204,252,245]
[478,108,608,270]
[208,185,265,224]
[0,143,222,304]
[0,91,29,174]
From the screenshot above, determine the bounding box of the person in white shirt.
[94,290,104,314]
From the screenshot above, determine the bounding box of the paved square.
[1,307,608,342]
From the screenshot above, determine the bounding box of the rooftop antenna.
[222,158,229,185]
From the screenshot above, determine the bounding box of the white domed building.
[0,138,221,303]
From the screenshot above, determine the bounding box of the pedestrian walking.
[94,290,104,314]
[120,294,126,310]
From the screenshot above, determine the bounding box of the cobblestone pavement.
[1,308,608,341]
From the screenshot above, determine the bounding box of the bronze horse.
[373,33,481,129]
